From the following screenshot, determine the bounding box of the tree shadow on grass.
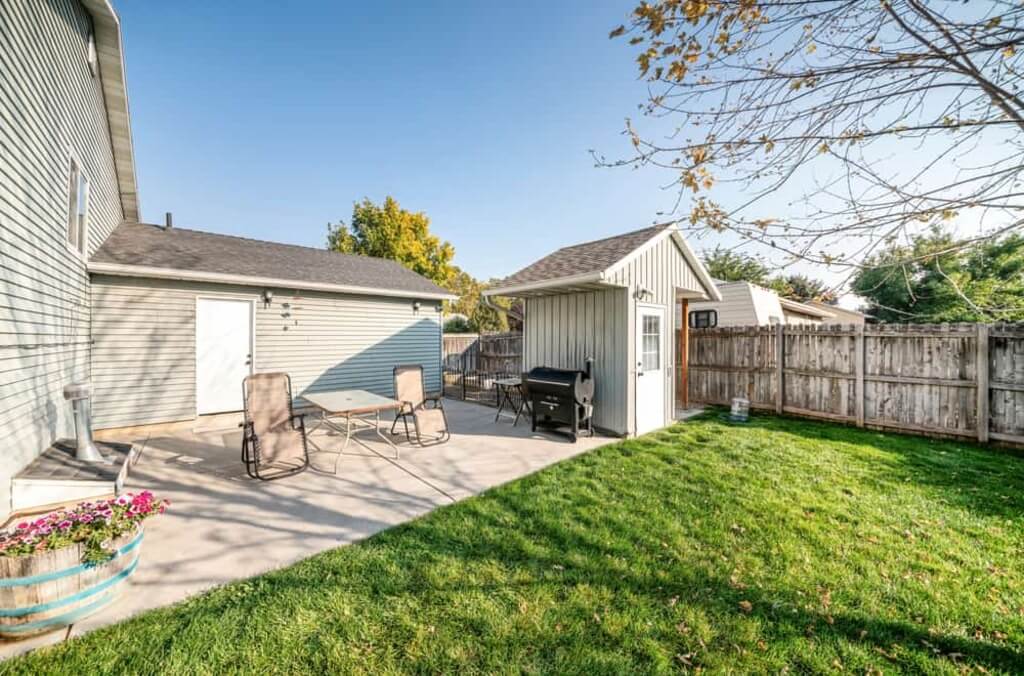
[8,415,1024,674]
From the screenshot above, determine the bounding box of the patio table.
[494,376,530,426]
[301,389,402,469]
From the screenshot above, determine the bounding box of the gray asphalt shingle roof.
[492,224,671,288]
[91,222,452,298]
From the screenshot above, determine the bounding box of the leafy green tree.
[852,230,1024,322]
[327,196,455,287]
[446,268,510,333]
[768,275,836,305]
[702,247,769,284]
[443,316,473,333]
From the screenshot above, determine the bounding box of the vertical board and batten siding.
[524,289,628,435]
[90,276,442,429]
[604,234,711,433]
[0,0,123,515]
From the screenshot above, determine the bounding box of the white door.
[635,305,666,435]
[196,298,253,415]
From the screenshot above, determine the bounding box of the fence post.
[855,325,865,428]
[462,353,467,401]
[775,323,785,414]
[977,323,990,443]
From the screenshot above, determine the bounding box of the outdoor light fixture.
[413,301,422,312]
[262,289,274,306]
[633,286,653,301]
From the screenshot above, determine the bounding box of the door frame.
[194,295,257,416]
[634,301,667,434]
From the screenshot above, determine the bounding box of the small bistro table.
[494,376,530,426]
[301,390,402,469]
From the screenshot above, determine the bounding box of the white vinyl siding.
[0,0,124,516]
[690,283,762,327]
[90,276,443,430]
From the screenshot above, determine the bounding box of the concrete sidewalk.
[0,400,611,658]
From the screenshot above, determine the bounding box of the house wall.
[0,0,124,516]
[89,276,443,430]
[781,308,825,325]
[689,283,761,326]
[523,289,629,435]
[606,235,710,433]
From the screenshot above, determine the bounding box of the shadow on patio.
[0,399,611,658]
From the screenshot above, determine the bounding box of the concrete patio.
[0,399,611,659]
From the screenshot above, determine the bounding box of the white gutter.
[482,271,607,297]
[88,262,458,301]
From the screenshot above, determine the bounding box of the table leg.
[494,384,505,422]
[372,409,400,460]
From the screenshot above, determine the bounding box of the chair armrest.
[424,393,444,409]
[290,413,306,430]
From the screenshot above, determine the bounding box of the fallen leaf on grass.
[739,600,753,614]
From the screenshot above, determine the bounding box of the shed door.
[635,305,666,435]
[196,298,253,415]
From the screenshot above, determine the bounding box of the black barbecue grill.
[525,358,595,442]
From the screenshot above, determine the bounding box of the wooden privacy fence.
[688,323,1024,445]
[442,332,523,374]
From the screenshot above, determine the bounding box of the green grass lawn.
[5,412,1024,674]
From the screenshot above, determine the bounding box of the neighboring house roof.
[778,297,835,319]
[806,299,867,320]
[89,222,456,301]
[82,0,139,221]
[484,224,721,300]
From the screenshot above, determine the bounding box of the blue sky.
[120,0,686,281]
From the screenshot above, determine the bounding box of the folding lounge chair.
[390,365,450,446]
[241,372,310,480]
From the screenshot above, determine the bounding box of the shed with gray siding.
[87,223,455,430]
[484,225,720,436]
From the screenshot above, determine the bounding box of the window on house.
[87,32,98,77]
[641,314,661,371]
[688,309,718,329]
[66,157,89,255]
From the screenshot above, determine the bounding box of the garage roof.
[89,222,456,301]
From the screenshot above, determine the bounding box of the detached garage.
[484,224,720,437]
[87,222,454,430]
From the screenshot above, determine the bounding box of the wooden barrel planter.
[0,528,143,638]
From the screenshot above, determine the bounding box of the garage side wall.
[90,275,442,429]
[523,289,628,435]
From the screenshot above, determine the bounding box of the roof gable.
[494,225,670,288]
[485,224,721,301]
[89,222,455,300]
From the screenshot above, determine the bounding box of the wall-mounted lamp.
[262,289,274,307]
[412,301,422,313]
[633,286,653,301]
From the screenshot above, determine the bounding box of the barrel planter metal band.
[0,528,143,638]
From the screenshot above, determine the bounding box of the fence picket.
[688,323,1024,446]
